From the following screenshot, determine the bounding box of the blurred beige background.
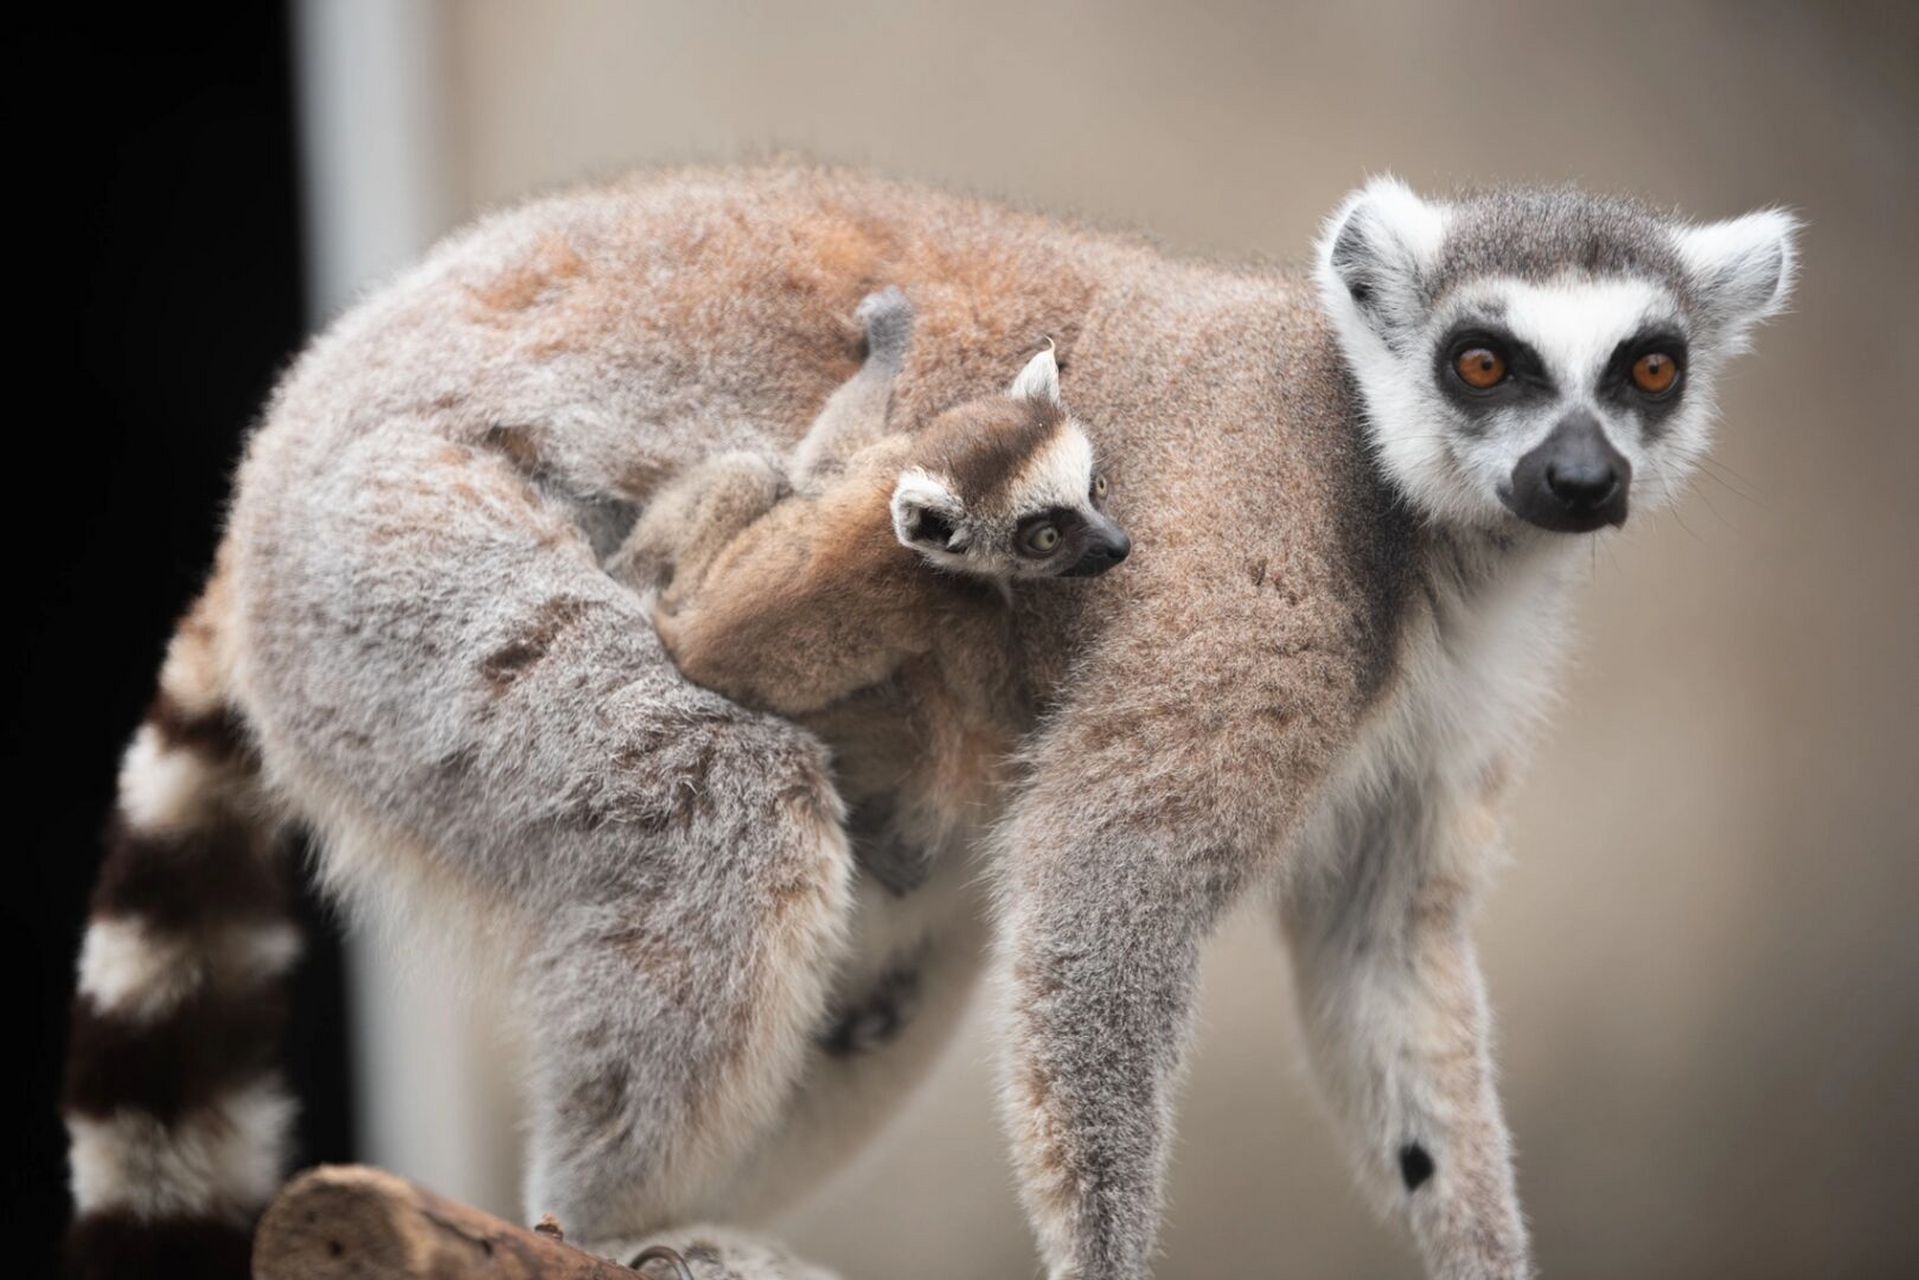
[294,2,1919,1276]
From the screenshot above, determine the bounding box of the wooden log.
[253,1164,675,1278]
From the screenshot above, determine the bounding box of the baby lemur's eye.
[1092,474,1109,501]
[1631,351,1680,396]
[1021,523,1061,556]
[1453,345,1509,390]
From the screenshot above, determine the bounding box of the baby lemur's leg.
[610,450,787,597]
[787,286,913,491]
[234,430,853,1251]
[614,286,909,610]
[616,461,908,715]
[1279,783,1531,1280]
[643,488,915,717]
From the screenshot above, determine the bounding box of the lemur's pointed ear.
[1316,176,1448,339]
[1007,343,1062,406]
[1672,208,1800,347]
[891,468,966,554]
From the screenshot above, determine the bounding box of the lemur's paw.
[589,1225,841,1280]
[855,286,914,369]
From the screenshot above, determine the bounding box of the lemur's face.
[891,349,1131,583]
[1319,179,1797,534]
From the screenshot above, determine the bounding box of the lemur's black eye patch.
[1600,328,1689,431]
[1436,323,1553,420]
[1016,508,1082,558]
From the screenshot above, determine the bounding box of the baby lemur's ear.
[1007,343,1062,406]
[890,468,967,555]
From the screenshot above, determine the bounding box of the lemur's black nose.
[1545,450,1621,509]
[1063,525,1131,577]
[1502,412,1632,533]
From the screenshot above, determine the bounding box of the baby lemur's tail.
[62,562,300,1279]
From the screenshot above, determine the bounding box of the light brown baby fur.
[631,401,1077,718]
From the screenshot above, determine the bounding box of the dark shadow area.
[6,7,353,1269]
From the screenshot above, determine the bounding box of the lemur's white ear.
[1673,208,1800,345]
[1316,175,1448,338]
[891,468,966,554]
[1007,343,1062,406]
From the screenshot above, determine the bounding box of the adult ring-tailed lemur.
[62,167,1795,1279]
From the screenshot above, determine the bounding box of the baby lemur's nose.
[1066,527,1131,577]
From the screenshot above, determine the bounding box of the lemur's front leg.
[1280,784,1531,1279]
[997,820,1236,1280]
[992,578,1373,1278]
[993,672,1280,1279]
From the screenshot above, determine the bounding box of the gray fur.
[70,165,1794,1278]
[1428,186,1689,300]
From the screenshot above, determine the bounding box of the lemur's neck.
[1421,522,1583,617]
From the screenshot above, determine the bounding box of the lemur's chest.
[1296,542,1577,879]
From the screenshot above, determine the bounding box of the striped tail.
[63,573,301,1278]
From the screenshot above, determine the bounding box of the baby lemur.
[616,290,1128,894]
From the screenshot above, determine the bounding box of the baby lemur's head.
[889,347,1130,582]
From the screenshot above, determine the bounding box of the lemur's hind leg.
[1279,784,1531,1280]
[611,450,788,598]
[233,429,854,1253]
[787,286,913,491]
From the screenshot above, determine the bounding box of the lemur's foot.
[855,286,914,370]
[587,1225,841,1280]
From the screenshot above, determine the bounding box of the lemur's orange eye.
[1454,347,1507,389]
[1632,352,1679,395]
[1092,474,1109,500]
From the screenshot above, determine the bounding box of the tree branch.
[253,1165,647,1279]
